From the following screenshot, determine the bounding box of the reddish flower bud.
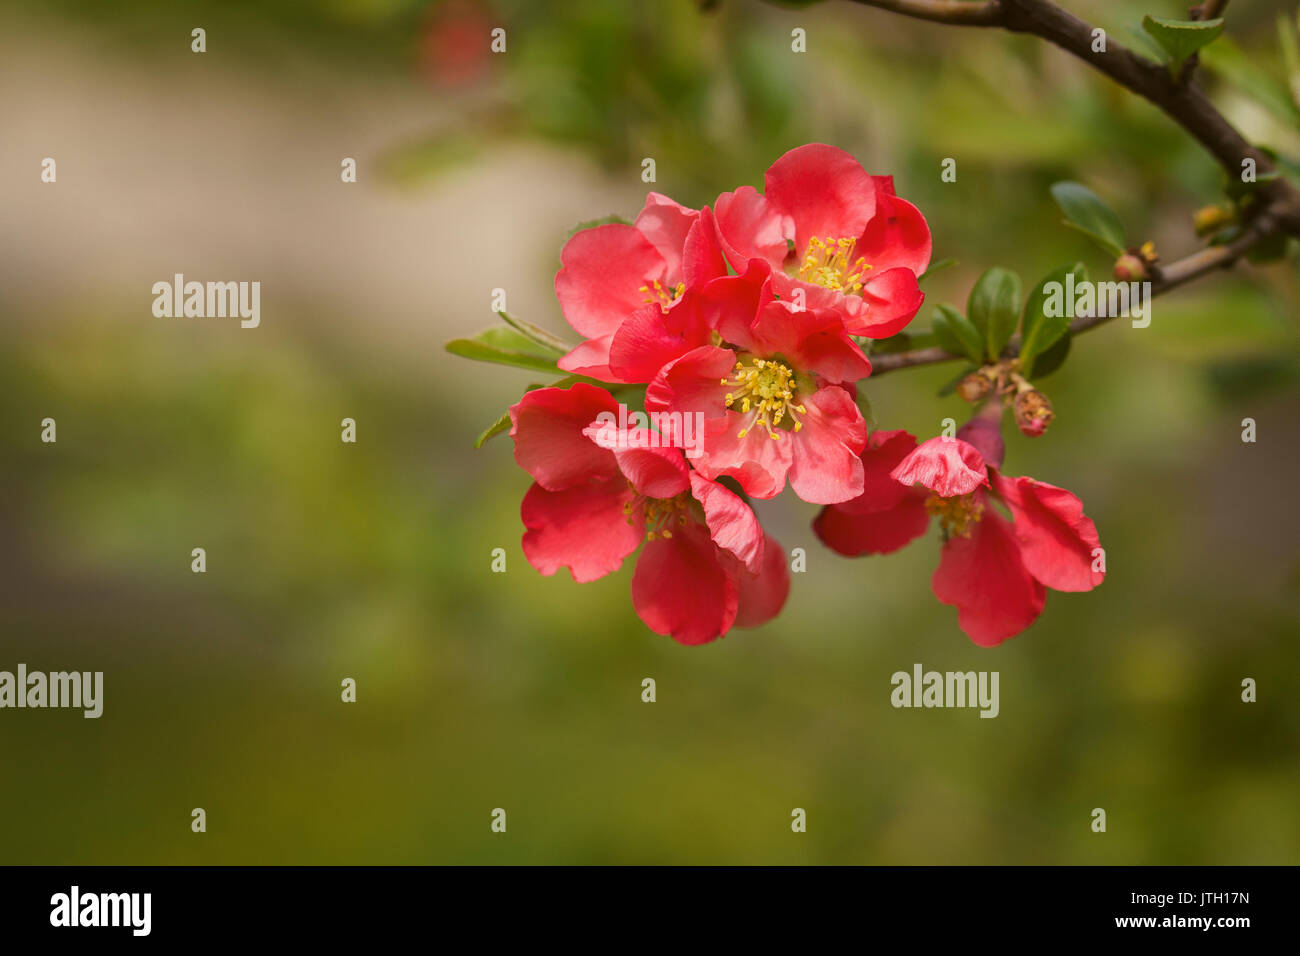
[1113,253,1147,282]
[1013,389,1054,437]
[955,370,994,403]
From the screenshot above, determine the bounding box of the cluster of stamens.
[797,237,872,293]
[924,493,985,539]
[623,488,691,540]
[720,358,806,440]
[639,278,686,312]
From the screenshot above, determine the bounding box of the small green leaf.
[474,410,513,448]
[966,268,1022,360]
[1031,331,1072,379]
[446,327,562,374]
[918,257,957,283]
[1050,181,1127,257]
[931,305,985,364]
[496,311,572,355]
[1142,15,1225,70]
[1020,262,1086,378]
[565,214,632,239]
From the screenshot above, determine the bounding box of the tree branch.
[870,213,1281,375]
[844,0,1300,230]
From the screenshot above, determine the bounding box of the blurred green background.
[1,0,1298,864]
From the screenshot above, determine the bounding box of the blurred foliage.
[2,0,1298,864]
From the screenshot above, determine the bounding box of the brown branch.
[1189,0,1229,21]
[871,214,1280,375]
[842,0,1001,25]
[845,0,1300,230]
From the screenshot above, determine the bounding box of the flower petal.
[645,345,736,419]
[765,143,877,253]
[857,194,931,277]
[813,493,930,556]
[608,298,711,383]
[632,520,738,645]
[555,223,664,339]
[835,429,919,516]
[994,473,1105,592]
[787,386,868,505]
[691,413,792,500]
[845,266,925,338]
[712,185,789,273]
[633,192,696,282]
[733,531,791,628]
[931,504,1046,646]
[689,470,763,573]
[509,383,620,490]
[521,480,642,583]
[891,436,989,498]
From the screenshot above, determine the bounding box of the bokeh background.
[2,0,1297,864]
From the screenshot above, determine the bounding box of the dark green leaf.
[1050,181,1127,257]
[1142,15,1224,69]
[931,305,985,364]
[474,410,512,448]
[1020,262,1086,378]
[446,327,562,374]
[1030,331,1072,379]
[918,257,957,283]
[966,268,1022,360]
[497,311,572,354]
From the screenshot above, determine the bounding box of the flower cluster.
[500,144,1103,647]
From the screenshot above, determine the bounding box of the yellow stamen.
[796,236,872,293]
[722,357,807,440]
[924,493,985,539]
[639,278,686,312]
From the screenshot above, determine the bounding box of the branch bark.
[870,213,1280,375]
[845,0,1300,230]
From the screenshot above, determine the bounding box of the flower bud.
[1113,253,1147,282]
[1193,204,1234,237]
[1013,389,1054,438]
[955,370,994,403]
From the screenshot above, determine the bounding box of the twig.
[845,0,1300,230]
[871,215,1281,375]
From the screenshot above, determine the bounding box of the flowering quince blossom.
[814,416,1105,646]
[643,262,871,505]
[508,382,790,645]
[554,192,727,382]
[713,143,932,338]
[449,143,1114,647]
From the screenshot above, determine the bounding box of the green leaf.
[918,257,957,283]
[1050,181,1127,257]
[869,331,937,354]
[931,305,985,364]
[1031,331,1072,379]
[496,311,572,355]
[966,268,1022,361]
[474,410,513,449]
[1142,15,1225,70]
[445,327,562,374]
[565,214,632,239]
[1020,262,1086,378]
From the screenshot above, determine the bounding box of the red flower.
[509,383,789,644]
[644,264,870,505]
[713,144,931,338]
[554,194,726,382]
[814,424,1104,646]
